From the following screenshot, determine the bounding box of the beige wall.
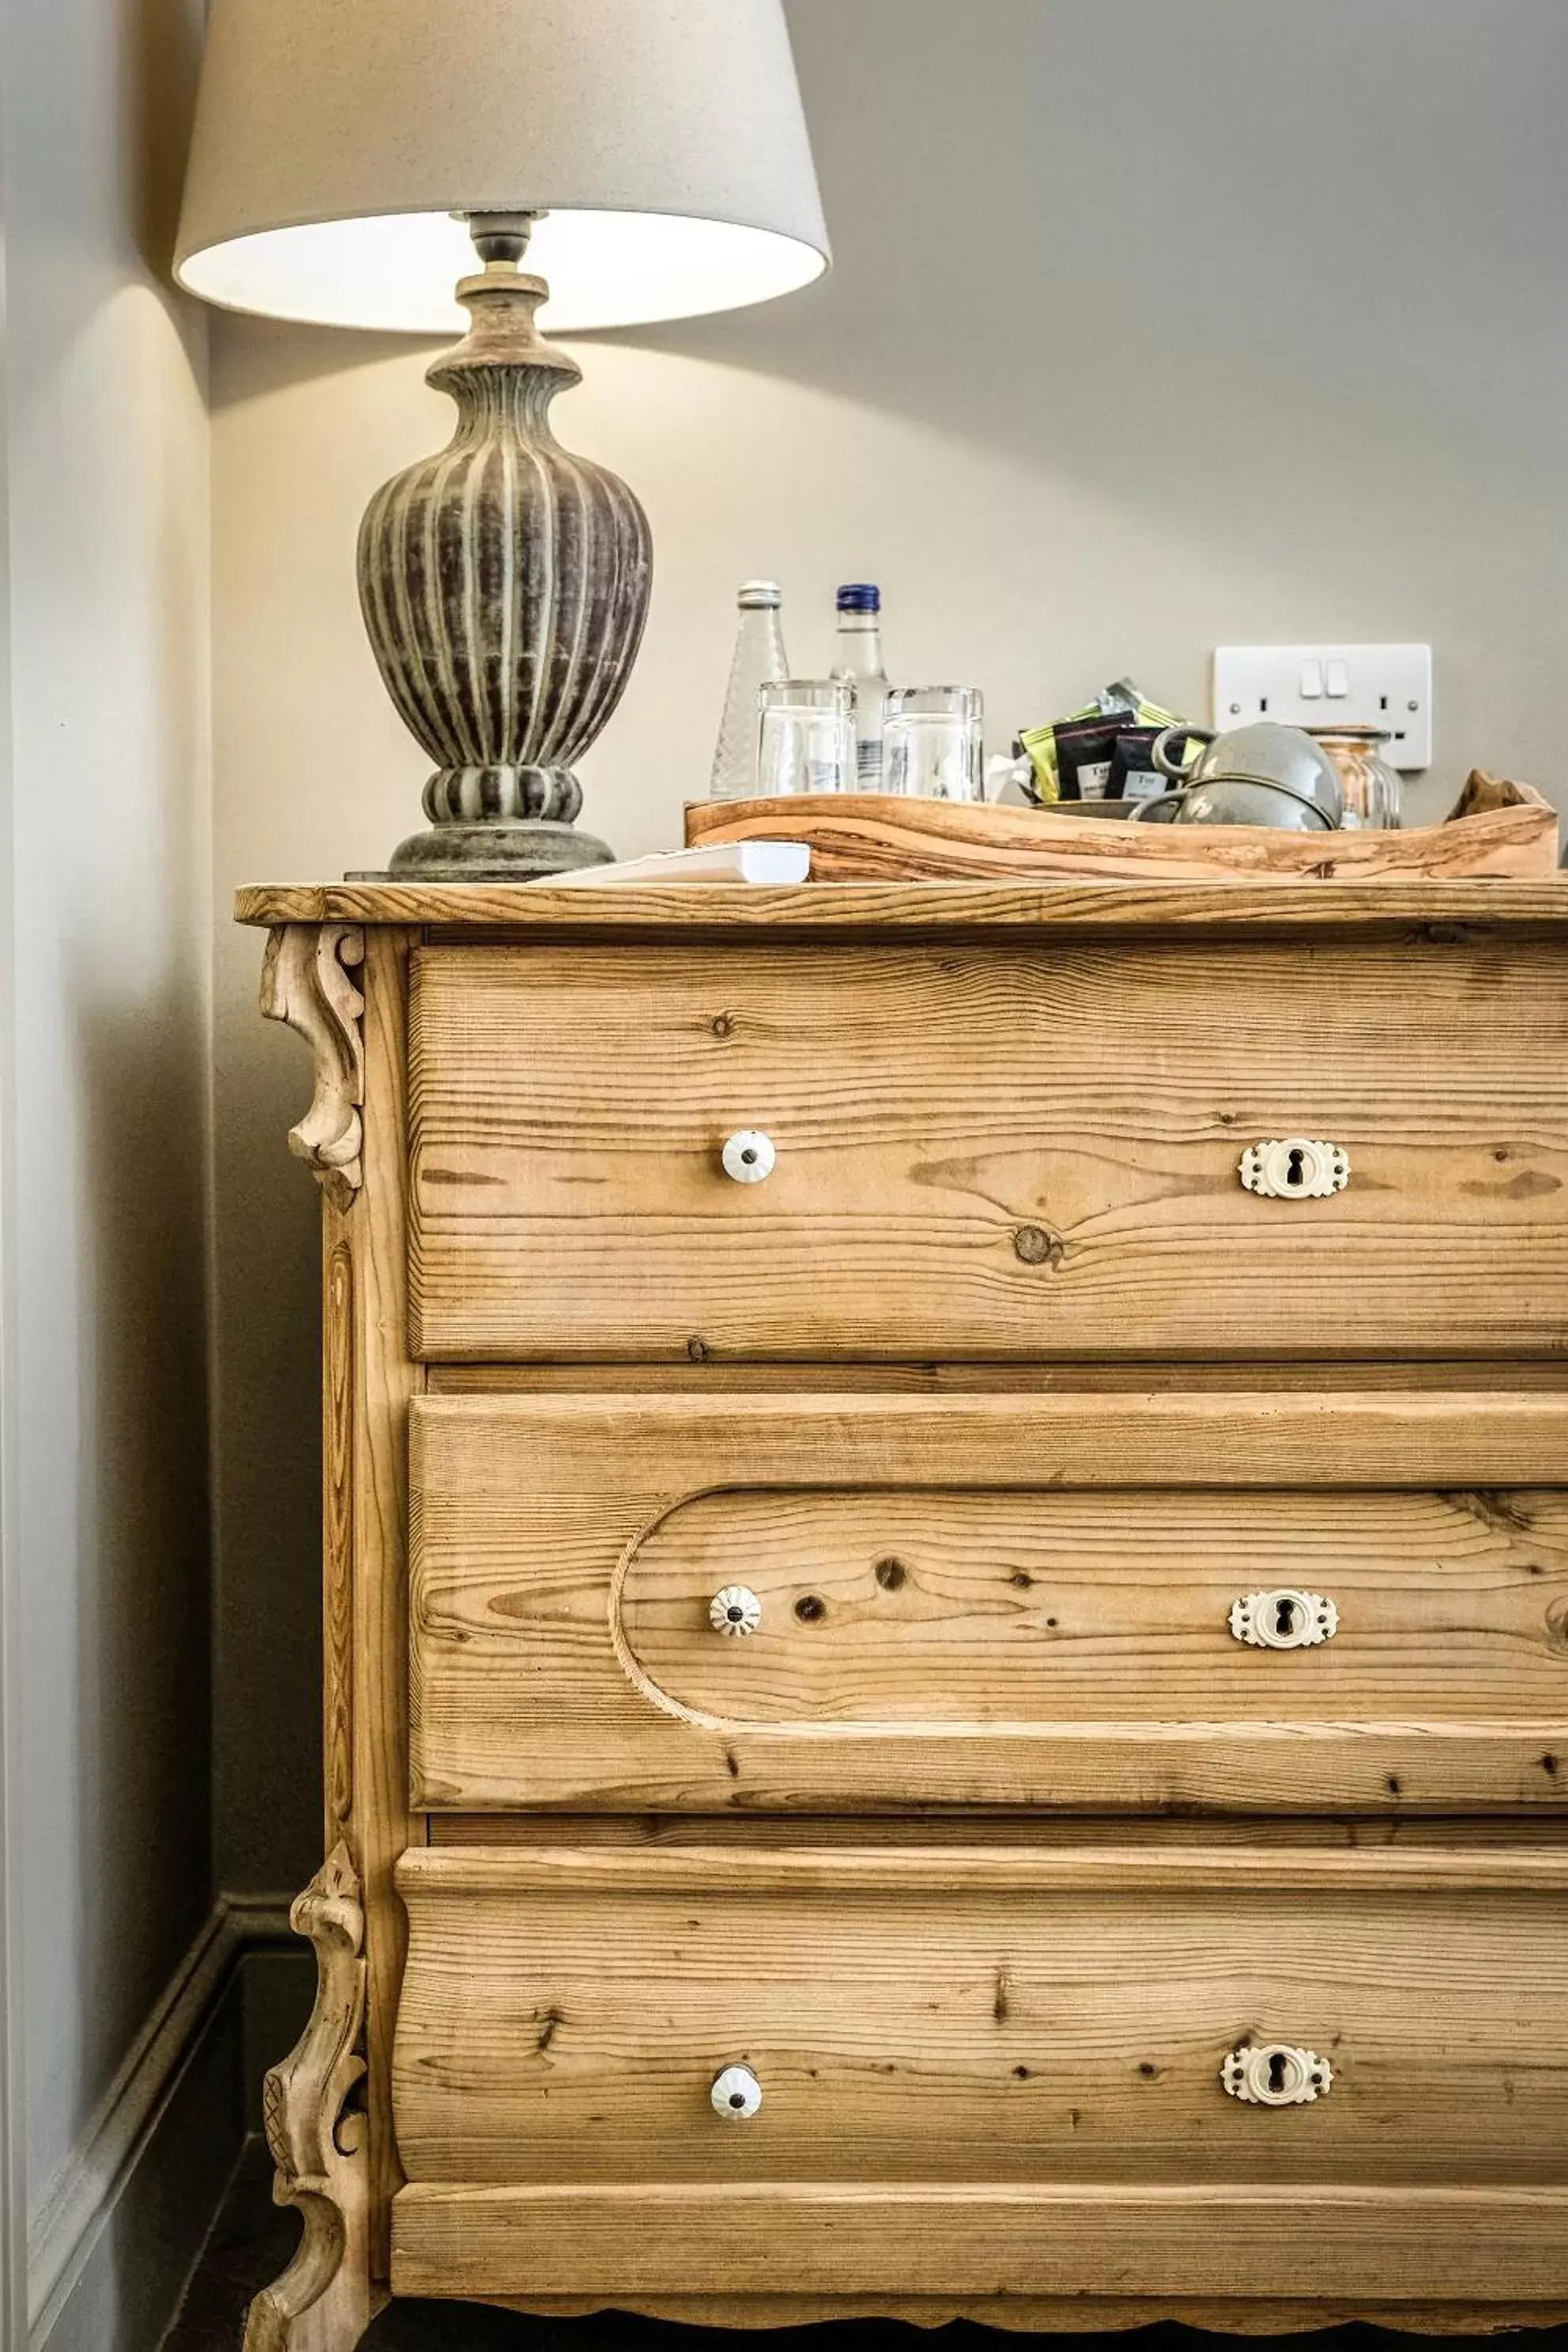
[210,0,1568,1890]
[0,0,213,2266]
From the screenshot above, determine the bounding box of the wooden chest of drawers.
[238,878,1568,2344]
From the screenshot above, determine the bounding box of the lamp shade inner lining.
[176,207,827,334]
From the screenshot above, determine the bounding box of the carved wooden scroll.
[244,1845,373,2352]
[261,925,367,1211]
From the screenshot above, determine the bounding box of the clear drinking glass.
[756,679,855,797]
[884,685,984,801]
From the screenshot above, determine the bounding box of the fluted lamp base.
[376,820,612,882]
[355,214,650,881]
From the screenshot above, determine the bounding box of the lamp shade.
[174,0,830,334]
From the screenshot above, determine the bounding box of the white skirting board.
[28,1897,292,2352]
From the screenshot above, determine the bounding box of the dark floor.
[159,2136,1563,2352]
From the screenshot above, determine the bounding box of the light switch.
[1299,659,1324,699]
[1325,658,1350,699]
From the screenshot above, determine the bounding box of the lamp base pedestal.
[351,818,614,884]
[356,216,650,892]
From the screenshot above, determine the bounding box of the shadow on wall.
[209,956,327,1895]
[632,0,1568,675]
[207,0,1568,635]
[74,963,213,2155]
[80,0,216,2037]
[13,0,215,2222]
[125,0,205,278]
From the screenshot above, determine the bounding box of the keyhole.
[1285,1146,1306,1190]
[1267,2051,1289,2097]
[1274,1596,1298,1639]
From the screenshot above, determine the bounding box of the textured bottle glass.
[710,586,790,799]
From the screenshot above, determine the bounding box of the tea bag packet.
[1051,713,1129,801]
[1017,722,1064,802]
[1109,726,1167,802]
[1020,680,1193,805]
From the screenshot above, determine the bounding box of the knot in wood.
[1014,1224,1061,1268]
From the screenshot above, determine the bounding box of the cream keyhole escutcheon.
[1229,1589,1339,1649]
[1222,2043,1332,2106]
[1238,1138,1350,1200]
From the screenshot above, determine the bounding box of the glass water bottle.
[831,583,890,789]
[710,582,789,799]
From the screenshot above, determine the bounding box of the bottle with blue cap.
[831,584,891,790]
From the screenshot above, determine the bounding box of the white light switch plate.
[1212,643,1432,771]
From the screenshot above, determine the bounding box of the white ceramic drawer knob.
[1229,1588,1338,1650]
[711,2064,763,2120]
[1239,1137,1349,1199]
[710,1585,763,1638]
[1222,2042,1332,2107]
[722,1130,776,1184]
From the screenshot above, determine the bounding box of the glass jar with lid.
[1306,726,1401,830]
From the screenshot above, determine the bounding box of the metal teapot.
[1129,721,1344,831]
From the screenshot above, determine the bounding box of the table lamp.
[175,0,830,878]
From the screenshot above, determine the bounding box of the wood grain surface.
[475,2290,1568,2334]
[236,878,1568,933]
[622,1484,1568,1727]
[426,1814,1568,1853]
[390,1845,1568,2195]
[405,935,1568,1362]
[245,891,1568,2336]
[684,782,1560,884]
[408,1389,1568,1812]
[322,1239,355,1847]
[427,1359,1568,1393]
[331,929,424,2279]
[400,1841,1568,1894]
[391,2183,1568,2305]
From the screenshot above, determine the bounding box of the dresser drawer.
[406,935,1568,1361]
[409,1389,1568,1812]
[390,1841,1568,2303]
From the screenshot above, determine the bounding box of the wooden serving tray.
[687,769,1559,883]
